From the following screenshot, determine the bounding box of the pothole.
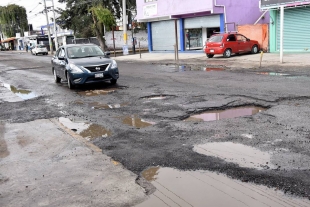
[78,89,117,96]
[89,102,129,109]
[142,95,175,100]
[161,65,224,72]
[1,82,37,100]
[185,106,266,122]
[194,142,276,170]
[58,117,111,140]
[257,72,290,76]
[137,167,310,207]
[121,115,155,128]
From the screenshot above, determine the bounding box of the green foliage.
[0,4,28,37]
[90,5,115,30]
[57,0,122,37]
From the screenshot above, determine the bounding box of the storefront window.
[185,29,202,50]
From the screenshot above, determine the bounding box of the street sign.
[123,45,129,55]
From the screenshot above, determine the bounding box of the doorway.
[185,28,203,50]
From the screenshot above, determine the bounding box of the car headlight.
[69,63,84,74]
[111,60,117,69]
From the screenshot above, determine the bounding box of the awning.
[0,37,16,43]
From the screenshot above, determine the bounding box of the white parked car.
[31,45,48,56]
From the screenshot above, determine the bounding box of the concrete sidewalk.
[6,49,310,70]
[113,52,310,70]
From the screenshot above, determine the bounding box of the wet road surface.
[1,51,310,206]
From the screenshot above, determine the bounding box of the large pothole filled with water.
[1,82,37,100]
[136,167,310,207]
[185,106,266,122]
[58,117,111,140]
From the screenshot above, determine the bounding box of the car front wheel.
[251,45,259,54]
[67,73,74,89]
[223,49,232,58]
[53,69,61,83]
[207,54,214,58]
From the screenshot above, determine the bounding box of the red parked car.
[204,33,260,58]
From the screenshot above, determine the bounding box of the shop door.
[276,7,310,51]
[152,20,180,51]
[185,29,202,50]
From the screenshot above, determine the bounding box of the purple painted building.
[136,0,269,51]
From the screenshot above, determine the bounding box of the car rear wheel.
[223,49,232,58]
[110,79,117,85]
[67,73,74,89]
[207,54,214,58]
[251,45,259,54]
[53,69,61,83]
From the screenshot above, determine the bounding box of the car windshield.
[38,45,46,48]
[208,35,223,42]
[67,46,105,59]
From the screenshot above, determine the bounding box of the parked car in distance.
[31,45,48,55]
[51,44,119,89]
[204,32,260,58]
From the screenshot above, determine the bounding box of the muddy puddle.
[89,102,128,109]
[58,117,111,140]
[121,115,155,128]
[185,106,266,122]
[1,82,37,100]
[161,65,224,72]
[257,72,290,76]
[194,142,275,170]
[142,95,175,100]
[74,100,128,109]
[78,89,117,96]
[137,167,310,207]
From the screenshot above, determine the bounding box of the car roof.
[63,44,98,48]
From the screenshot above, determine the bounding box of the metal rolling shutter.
[184,15,220,29]
[152,20,180,51]
[276,7,310,51]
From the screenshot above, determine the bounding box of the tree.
[90,5,115,50]
[0,4,28,38]
[57,0,119,51]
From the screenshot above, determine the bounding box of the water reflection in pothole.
[89,102,128,109]
[142,95,175,100]
[162,65,224,72]
[257,72,290,76]
[137,167,310,207]
[194,142,275,170]
[58,117,111,140]
[122,115,155,128]
[185,106,266,122]
[1,82,37,100]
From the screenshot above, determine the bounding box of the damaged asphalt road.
[1,51,310,206]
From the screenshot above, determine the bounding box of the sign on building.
[260,0,310,9]
[143,4,157,17]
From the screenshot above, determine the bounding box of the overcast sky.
[0,0,66,29]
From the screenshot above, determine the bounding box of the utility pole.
[43,0,53,55]
[122,0,128,55]
[51,0,58,51]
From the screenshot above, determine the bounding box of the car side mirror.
[247,38,250,41]
[104,51,111,56]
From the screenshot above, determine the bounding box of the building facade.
[136,0,269,51]
[260,0,310,53]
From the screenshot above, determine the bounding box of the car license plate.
[210,49,214,53]
[95,73,103,78]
